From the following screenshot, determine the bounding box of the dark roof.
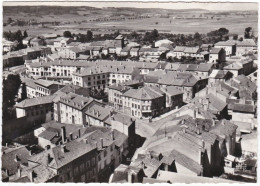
[169,149,202,175]
[2,146,30,176]
[210,120,238,138]
[123,86,164,100]
[232,103,255,113]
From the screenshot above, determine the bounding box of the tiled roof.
[28,140,96,169]
[108,83,132,92]
[121,46,131,52]
[85,104,111,121]
[2,146,30,176]
[34,79,61,87]
[111,112,135,127]
[158,72,198,87]
[236,39,257,47]
[183,47,200,54]
[68,47,83,53]
[210,119,238,138]
[59,92,94,110]
[215,40,236,46]
[130,48,140,52]
[210,48,222,54]
[164,86,183,96]
[15,94,56,108]
[123,86,164,100]
[21,78,37,89]
[223,63,243,70]
[232,103,255,113]
[55,84,90,97]
[173,46,186,52]
[169,149,202,175]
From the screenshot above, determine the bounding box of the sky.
[3,1,259,11]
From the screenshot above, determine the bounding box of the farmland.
[3,6,258,36]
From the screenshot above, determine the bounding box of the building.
[129,48,140,57]
[236,39,257,56]
[214,40,236,56]
[161,86,184,110]
[2,146,31,182]
[171,46,186,59]
[58,47,85,59]
[15,94,56,125]
[208,70,233,85]
[209,48,226,63]
[155,39,173,47]
[121,86,166,118]
[56,93,97,125]
[34,79,63,97]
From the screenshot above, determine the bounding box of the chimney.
[17,167,21,178]
[111,130,115,140]
[69,133,73,141]
[81,100,85,105]
[212,119,215,126]
[61,145,67,153]
[83,139,88,144]
[78,128,81,138]
[199,150,202,165]
[128,172,134,183]
[61,126,66,144]
[14,154,19,162]
[100,138,104,148]
[182,128,186,133]
[96,111,100,117]
[29,150,32,156]
[29,170,35,182]
[47,154,52,164]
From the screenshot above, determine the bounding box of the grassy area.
[3,14,257,37]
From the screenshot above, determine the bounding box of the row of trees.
[63,30,93,42]
[3,30,28,51]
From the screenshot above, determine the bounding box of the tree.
[63,31,72,38]
[194,32,201,40]
[7,17,13,24]
[86,30,93,41]
[3,74,21,120]
[233,35,238,40]
[23,30,28,38]
[218,28,229,36]
[239,37,243,41]
[244,27,252,39]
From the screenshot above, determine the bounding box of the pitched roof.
[183,47,200,54]
[173,46,186,52]
[2,146,30,176]
[34,79,60,87]
[28,140,96,169]
[215,40,236,46]
[15,94,57,108]
[59,92,94,110]
[123,86,164,100]
[210,120,238,138]
[232,103,255,113]
[210,47,222,54]
[68,47,83,53]
[169,149,202,175]
[85,104,111,121]
[236,39,257,47]
[164,86,183,96]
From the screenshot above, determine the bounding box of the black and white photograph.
[1,0,258,183]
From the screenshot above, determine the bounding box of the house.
[230,101,256,123]
[209,48,226,63]
[19,78,37,99]
[53,37,73,51]
[41,33,58,40]
[223,63,244,77]
[209,70,233,85]
[56,92,98,125]
[2,38,16,53]
[214,40,236,56]
[236,39,257,56]
[200,44,213,52]
[122,86,166,118]
[161,86,184,110]
[172,46,186,59]
[183,47,203,59]
[190,93,228,120]
[34,79,63,97]
[120,46,131,57]
[58,47,85,59]
[30,37,46,47]
[155,39,173,47]
[15,94,56,125]
[2,146,31,182]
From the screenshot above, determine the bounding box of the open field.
[3,7,258,37]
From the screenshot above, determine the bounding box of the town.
[2,3,258,184]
